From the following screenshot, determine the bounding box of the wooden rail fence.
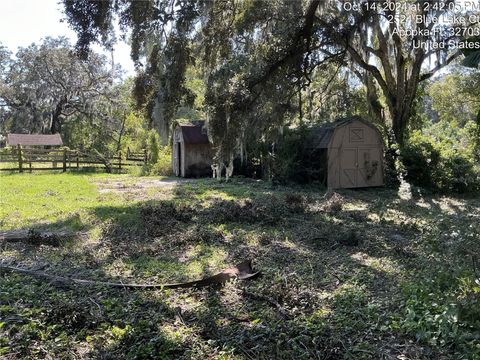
[0,146,148,173]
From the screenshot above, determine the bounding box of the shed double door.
[340,147,381,188]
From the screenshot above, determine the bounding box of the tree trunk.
[51,97,67,134]
[153,94,169,145]
[389,72,420,147]
[116,111,127,152]
[391,113,406,146]
[298,89,303,125]
[364,75,385,128]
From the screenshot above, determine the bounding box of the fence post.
[76,151,79,168]
[62,149,67,172]
[143,149,148,166]
[17,145,23,173]
[118,151,122,171]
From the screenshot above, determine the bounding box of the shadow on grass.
[0,270,184,359]
[3,180,476,358]
[82,192,438,357]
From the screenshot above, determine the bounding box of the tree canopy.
[61,0,479,169]
[0,37,127,152]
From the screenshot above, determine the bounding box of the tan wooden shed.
[172,123,213,177]
[306,117,384,189]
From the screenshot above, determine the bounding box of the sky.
[0,0,135,76]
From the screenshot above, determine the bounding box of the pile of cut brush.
[141,193,313,235]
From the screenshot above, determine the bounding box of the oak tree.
[61,0,479,169]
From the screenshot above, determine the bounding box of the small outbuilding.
[172,123,213,177]
[7,133,63,148]
[305,116,384,189]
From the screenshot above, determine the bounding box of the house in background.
[6,133,63,148]
[305,116,384,189]
[172,123,213,177]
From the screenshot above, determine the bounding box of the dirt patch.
[95,178,194,194]
[94,178,196,201]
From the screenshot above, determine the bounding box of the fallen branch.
[0,260,260,289]
[0,229,78,243]
[93,149,112,173]
[243,290,290,318]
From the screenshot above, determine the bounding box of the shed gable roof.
[179,124,210,144]
[7,133,63,146]
[306,116,376,149]
[307,127,334,149]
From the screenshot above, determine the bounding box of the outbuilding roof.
[306,116,372,149]
[307,126,335,149]
[180,124,210,144]
[7,133,63,146]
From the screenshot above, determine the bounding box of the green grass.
[0,173,103,230]
[0,173,479,359]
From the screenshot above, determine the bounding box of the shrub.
[132,129,173,176]
[402,134,441,188]
[150,146,172,176]
[384,130,402,189]
[400,271,480,353]
[147,130,160,165]
[438,153,479,193]
[269,127,306,184]
[402,132,479,193]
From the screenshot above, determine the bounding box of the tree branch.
[346,44,391,99]
[420,50,462,81]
